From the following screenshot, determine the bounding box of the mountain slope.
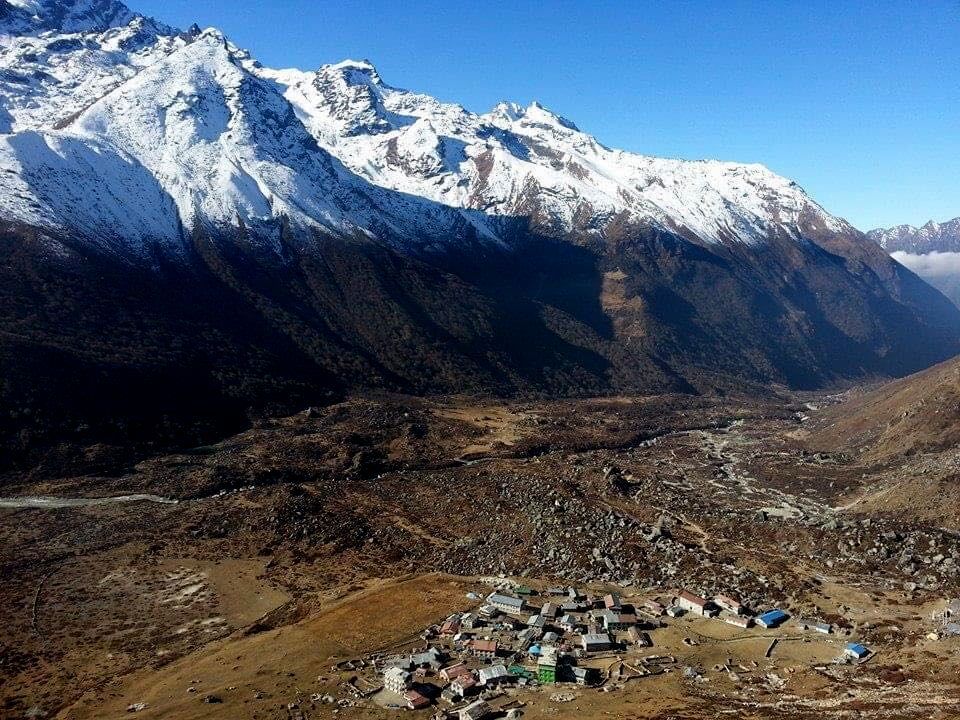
[0,0,189,134]
[0,29,505,257]
[812,355,960,463]
[1,0,959,468]
[806,355,960,527]
[2,0,150,33]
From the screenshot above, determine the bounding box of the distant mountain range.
[2,0,959,465]
[870,218,960,307]
[869,218,960,254]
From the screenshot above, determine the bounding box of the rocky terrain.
[5,390,960,719]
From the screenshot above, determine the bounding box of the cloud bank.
[892,251,960,278]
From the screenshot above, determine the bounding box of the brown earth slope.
[806,355,960,526]
[810,355,960,463]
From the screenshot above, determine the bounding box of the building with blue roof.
[844,642,870,659]
[756,609,789,628]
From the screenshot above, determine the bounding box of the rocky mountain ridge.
[263,59,849,249]
[871,218,960,308]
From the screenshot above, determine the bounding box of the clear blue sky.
[134,0,960,231]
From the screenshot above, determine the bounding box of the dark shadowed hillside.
[3,215,960,473]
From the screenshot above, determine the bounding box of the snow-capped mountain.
[1,0,850,257]
[2,0,143,33]
[0,19,497,256]
[1,0,959,463]
[265,60,849,247]
[0,0,189,134]
[869,217,960,254]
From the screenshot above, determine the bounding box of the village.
[322,580,881,720]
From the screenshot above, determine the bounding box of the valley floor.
[3,392,960,719]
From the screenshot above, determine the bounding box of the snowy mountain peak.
[264,57,847,246]
[0,25,500,256]
[1,0,170,35]
[191,25,228,47]
[486,100,580,132]
[521,101,580,131]
[323,58,384,86]
[487,101,524,123]
[292,58,401,137]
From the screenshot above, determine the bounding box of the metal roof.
[581,633,610,644]
[488,593,524,608]
[478,664,509,682]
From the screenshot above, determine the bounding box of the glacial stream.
[0,494,178,509]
